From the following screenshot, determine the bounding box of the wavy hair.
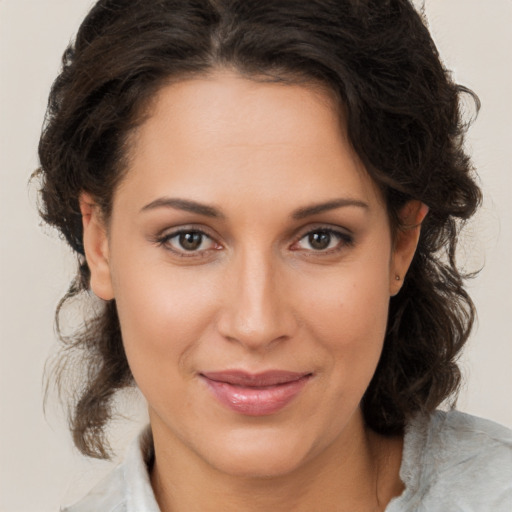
[36,0,481,458]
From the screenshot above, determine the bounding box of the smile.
[200,370,313,416]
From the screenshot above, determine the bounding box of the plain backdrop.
[1,1,511,511]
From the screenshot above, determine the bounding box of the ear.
[79,192,114,300]
[389,200,429,296]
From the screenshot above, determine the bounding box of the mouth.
[200,370,313,416]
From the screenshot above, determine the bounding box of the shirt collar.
[123,426,161,512]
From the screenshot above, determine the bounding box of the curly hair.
[36,0,481,459]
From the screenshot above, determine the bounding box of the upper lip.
[200,370,312,387]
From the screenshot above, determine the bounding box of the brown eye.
[293,228,354,253]
[179,232,204,251]
[159,229,217,255]
[308,231,332,250]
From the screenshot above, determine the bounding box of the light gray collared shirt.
[62,410,512,511]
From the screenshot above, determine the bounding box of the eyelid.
[150,223,355,258]
[290,225,355,253]
[153,225,223,257]
[293,223,354,240]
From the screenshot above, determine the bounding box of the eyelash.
[291,228,354,254]
[155,229,220,258]
[154,226,354,258]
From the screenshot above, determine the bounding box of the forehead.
[116,71,384,214]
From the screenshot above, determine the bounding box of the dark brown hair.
[37,0,481,458]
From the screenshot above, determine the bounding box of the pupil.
[309,231,331,250]
[179,232,202,251]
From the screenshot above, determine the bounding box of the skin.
[81,72,427,511]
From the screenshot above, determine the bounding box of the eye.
[293,228,353,252]
[158,229,219,255]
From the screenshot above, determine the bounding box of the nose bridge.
[219,245,293,349]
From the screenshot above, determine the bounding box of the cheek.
[110,254,220,386]
[304,256,390,337]
[298,253,391,387]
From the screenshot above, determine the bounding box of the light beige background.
[1,1,511,511]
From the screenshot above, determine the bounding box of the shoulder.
[61,427,159,512]
[423,409,512,453]
[421,410,512,471]
[61,465,126,512]
[394,410,512,511]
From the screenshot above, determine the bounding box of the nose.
[216,247,298,351]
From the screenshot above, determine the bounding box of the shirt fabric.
[62,410,512,511]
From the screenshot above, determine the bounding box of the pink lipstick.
[200,370,311,416]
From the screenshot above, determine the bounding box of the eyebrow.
[140,197,225,218]
[140,196,368,219]
[291,198,369,219]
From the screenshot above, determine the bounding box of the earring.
[395,275,401,281]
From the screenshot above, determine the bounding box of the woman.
[36,0,511,510]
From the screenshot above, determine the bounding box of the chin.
[196,425,318,479]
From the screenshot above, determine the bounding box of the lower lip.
[202,376,311,416]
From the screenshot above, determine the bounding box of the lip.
[200,370,312,416]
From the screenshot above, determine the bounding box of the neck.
[149,412,404,512]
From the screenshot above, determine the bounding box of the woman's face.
[84,72,417,477]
